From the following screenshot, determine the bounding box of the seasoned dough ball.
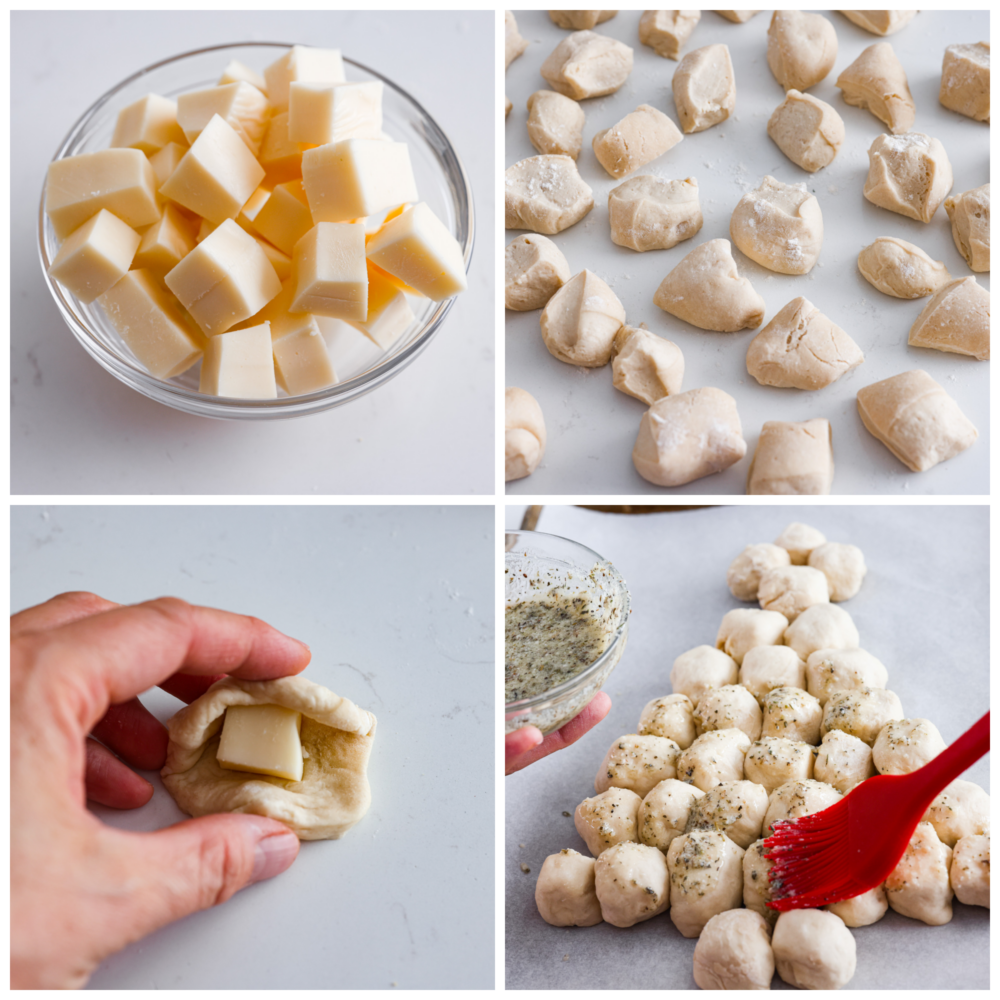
[505,387,546,481]
[727,542,792,601]
[774,522,826,564]
[639,778,705,852]
[670,644,739,707]
[744,736,814,794]
[772,909,856,989]
[638,693,696,749]
[693,909,775,990]
[951,833,990,908]
[807,542,866,601]
[758,566,830,622]
[885,822,954,925]
[716,608,789,666]
[535,849,603,926]
[594,841,670,927]
[740,645,806,705]
[814,729,875,793]
[872,718,946,775]
[821,687,903,746]
[826,884,888,927]
[694,684,762,741]
[685,779,769,848]
[743,839,777,924]
[574,787,641,857]
[594,734,681,797]
[764,779,842,835]
[783,604,859,660]
[762,686,823,745]
[677,728,751,791]
[922,779,990,848]
[806,648,888,706]
[668,830,745,938]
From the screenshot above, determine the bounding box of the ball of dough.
[727,542,792,601]
[609,175,703,253]
[772,909,856,989]
[693,909,775,990]
[767,89,845,173]
[857,236,952,299]
[774,522,827,564]
[574,787,641,857]
[758,565,830,622]
[742,839,777,924]
[668,830,745,937]
[638,778,704,852]
[764,779,842,835]
[762,686,823,745]
[836,42,915,134]
[695,684,763,741]
[677,728,751,791]
[505,155,594,234]
[950,833,990,908]
[872,718,946,775]
[638,10,700,60]
[783,604,859,660]
[594,733,681,797]
[885,822,954,925]
[526,89,586,159]
[922,779,990,848]
[685,779,769,849]
[504,234,571,311]
[863,132,954,224]
[611,325,684,405]
[805,648,888,706]
[549,10,616,30]
[740,645,807,705]
[808,542,867,601]
[638,693,696,749]
[716,608,789,666]
[540,269,625,367]
[821,687,903,746]
[505,11,527,69]
[670,644,739,707]
[825,884,888,927]
[540,29,634,101]
[535,849,603,926]
[505,387,546,481]
[766,10,837,91]
[813,729,875,792]
[594,841,670,927]
[744,736,814,794]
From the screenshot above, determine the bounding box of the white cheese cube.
[110,94,186,154]
[177,82,271,155]
[264,45,346,111]
[199,322,277,398]
[291,222,368,320]
[216,704,304,781]
[288,81,383,145]
[48,209,141,303]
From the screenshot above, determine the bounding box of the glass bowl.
[505,530,631,735]
[37,41,475,420]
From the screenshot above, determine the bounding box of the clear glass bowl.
[505,530,631,735]
[37,42,474,420]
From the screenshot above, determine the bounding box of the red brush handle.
[915,711,989,808]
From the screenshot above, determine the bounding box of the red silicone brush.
[763,711,990,911]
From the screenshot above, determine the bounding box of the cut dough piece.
[632,387,746,487]
[836,43,915,133]
[549,10,617,30]
[505,11,528,69]
[840,11,917,35]
[638,10,700,60]
[945,184,990,272]
[592,104,683,179]
[775,522,826,564]
[504,234,571,311]
[505,387,546,482]
[608,175,702,252]
[672,44,736,133]
[908,277,990,361]
[746,297,863,391]
[807,543,867,602]
[940,43,990,123]
[856,369,978,472]
[767,90,844,173]
[526,90,586,159]
[540,30,634,100]
[505,155,594,234]
[535,849,603,927]
[863,132,953,224]
[540,269,625,366]
[767,11,838,91]
[748,420,834,496]
[611,324,684,404]
[730,175,823,275]
[161,676,376,841]
[857,237,952,299]
[717,11,760,23]
[652,238,764,332]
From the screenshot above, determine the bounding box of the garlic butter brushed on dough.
[162,675,376,841]
[505,155,594,235]
[857,237,952,299]
[730,176,823,275]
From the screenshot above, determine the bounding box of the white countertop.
[12,11,494,496]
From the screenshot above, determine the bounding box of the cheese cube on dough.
[199,322,277,398]
[177,82,271,155]
[291,222,368,320]
[288,81,383,145]
[110,94,186,154]
[264,45,346,111]
[253,180,314,254]
[216,704,303,781]
[47,209,141,302]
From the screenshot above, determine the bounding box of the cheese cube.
[132,203,197,278]
[177,82,271,155]
[288,81,383,145]
[219,58,269,95]
[196,218,217,244]
[235,278,304,337]
[348,261,415,348]
[166,219,281,336]
[216,704,303,781]
[302,139,418,223]
[291,222,368,319]
[110,94,186,154]
[46,148,162,239]
[199,323,277,398]
[148,141,188,188]
[99,269,204,378]
[366,202,467,301]
[258,112,304,185]
[160,115,265,225]
[256,238,292,280]
[273,317,338,395]
[264,45,346,111]
[48,209,141,303]
[253,180,314,254]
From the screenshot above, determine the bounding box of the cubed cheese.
[177,82,271,155]
[216,704,304,781]
[47,209,141,302]
[110,94,186,154]
[264,45,346,111]
[291,222,368,319]
[199,322,277,398]
[288,80,383,145]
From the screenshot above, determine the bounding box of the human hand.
[505,691,612,775]
[10,591,312,989]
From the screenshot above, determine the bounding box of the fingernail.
[251,831,299,883]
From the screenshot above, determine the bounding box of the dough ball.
[670,644,739,707]
[574,787,641,856]
[813,729,876,793]
[672,44,736,133]
[592,104,683,180]
[807,542,867,601]
[716,608,789,666]
[805,648,888,706]
[863,132,954,224]
[540,269,625,367]
[505,387,546,482]
[944,185,990,273]
[695,683,763,741]
[504,234,571,311]
[594,733,681,797]
[761,686,823,745]
[826,883,888,927]
[743,839,777,924]
[747,418,835,497]
[594,841,670,927]
[526,89,586,159]
[885,822,954,925]
[535,849,603,926]
[841,10,917,35]
[767,89,845,173]
[951,833,990,908]
[638,693,696,749]
[638,10,700,60]
[872,718,946,775]
[857,236,952,299]
[638,777,705,852]
[772,909,856,989]
[684,779,769,849]
[611,325,684,405]
[766,10,837,91]
[783,604,859,661]
[608,175,703,253]
[744,736,815,794]
[540,29,634,101]
[505,10,528,69]
[668,830,745,937]
[549,10,616,30]
[774,522,826,564]
[758,565,830,622]
[836,42,915,134]
[922,779,990,848]
[821,686,903,746]
[739,645,807,705]
[940,42,990,123]
[908,275,990,362]
[677,728,751,791]
[717,11,762,23]
[727,543,792,601]
[764,778,842,835]
[693,909,775,990]
[505,154,594,235]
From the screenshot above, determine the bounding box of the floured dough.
[944,184,990,272]
[747,419,834,496]
[592,104,683,179]
[758,565,829,623]
[161,675,376,841]
[767,89,844,172]
[638,10,700,60]
[526,90,586,159]
[840,10,917,36]
[540,269,625,366]
[549,10,616,30]
[608,175,702,252]
[505,155,594,234]
[505,10,528,69]
[767,11,838,91]
[836,43,915,133]
[540,30,634,100]
[717,11,760,23]
[504,234,571,311]
[857,237,952,299]
[940,43,990,123]
[611,324,684,405]
[863,132,953,224]
[727,543,792,602]
[672,44,736,133]
[505,386,546,481]
[908,277,990,361]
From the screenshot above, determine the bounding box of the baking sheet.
[504,504,989,989]
[504,10,990,495]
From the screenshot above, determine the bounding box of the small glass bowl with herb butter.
[505,530,630,735]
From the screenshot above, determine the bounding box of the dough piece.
[632,387,746,487]
[808,543,866,602]
[774,522,826,564]
[945,184,990,272]
[826,884,888,927]
[611,325,684,404]
[730,175,823,275]
[505,96,512,118]
[685,779,769,848]
[814,729,875,793]
[764,778,842,834]
[922,779,990,848]
[526,90,586,159]
[728,543,792,602]
[652,239,765,332]
[672,44,736,134]
[693,909,774,991]
[638,694,696,749]
[504,234,571,311]
[767,89,845,172]
[821,687,904,746]
[856,369,978,473]
[758,565,830,622]
[505,11,528,69]
[783,604,859,661]
[909,277,990,361]
[857,237,952,299]
[863,132,954,223]
[161,676,376,841]
[638,10,701,60]
[761,687,823,745]
[535,849,603,926]
[744,736,814,793]
[549,10,617,30]
[836,43,915,134]
[668,831,745,937]
[743,840,777,924]
[574,787,642,856]
[540,269,625,366]
[940,43,990,123]
[740,646,807,705]
[505,155,594,234]
[951,834,990,908]
[840,11,917,35]
[747,419,835,496]
[593,104,683,179]
[772,909,856,990]
[716,608,788,666]
[676,728,752,791]
[873,718,946,775]
[608,175,702,252]
[885,822,954,925]
[505,387,546,482]
[767,11,838,91]
[670,644,739,707]
[639,778,704,852]
[695,684,762,741]
[806,648,888,707]
[594,842,670,927]
[540,30,634,101]
[594,733,681,797]
[717,11,760,23]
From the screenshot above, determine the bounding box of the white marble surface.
[12,11,494,496]
[11,505,494,989]
[505,504,989,989]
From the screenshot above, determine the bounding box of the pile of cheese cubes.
[45,46,468,399]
